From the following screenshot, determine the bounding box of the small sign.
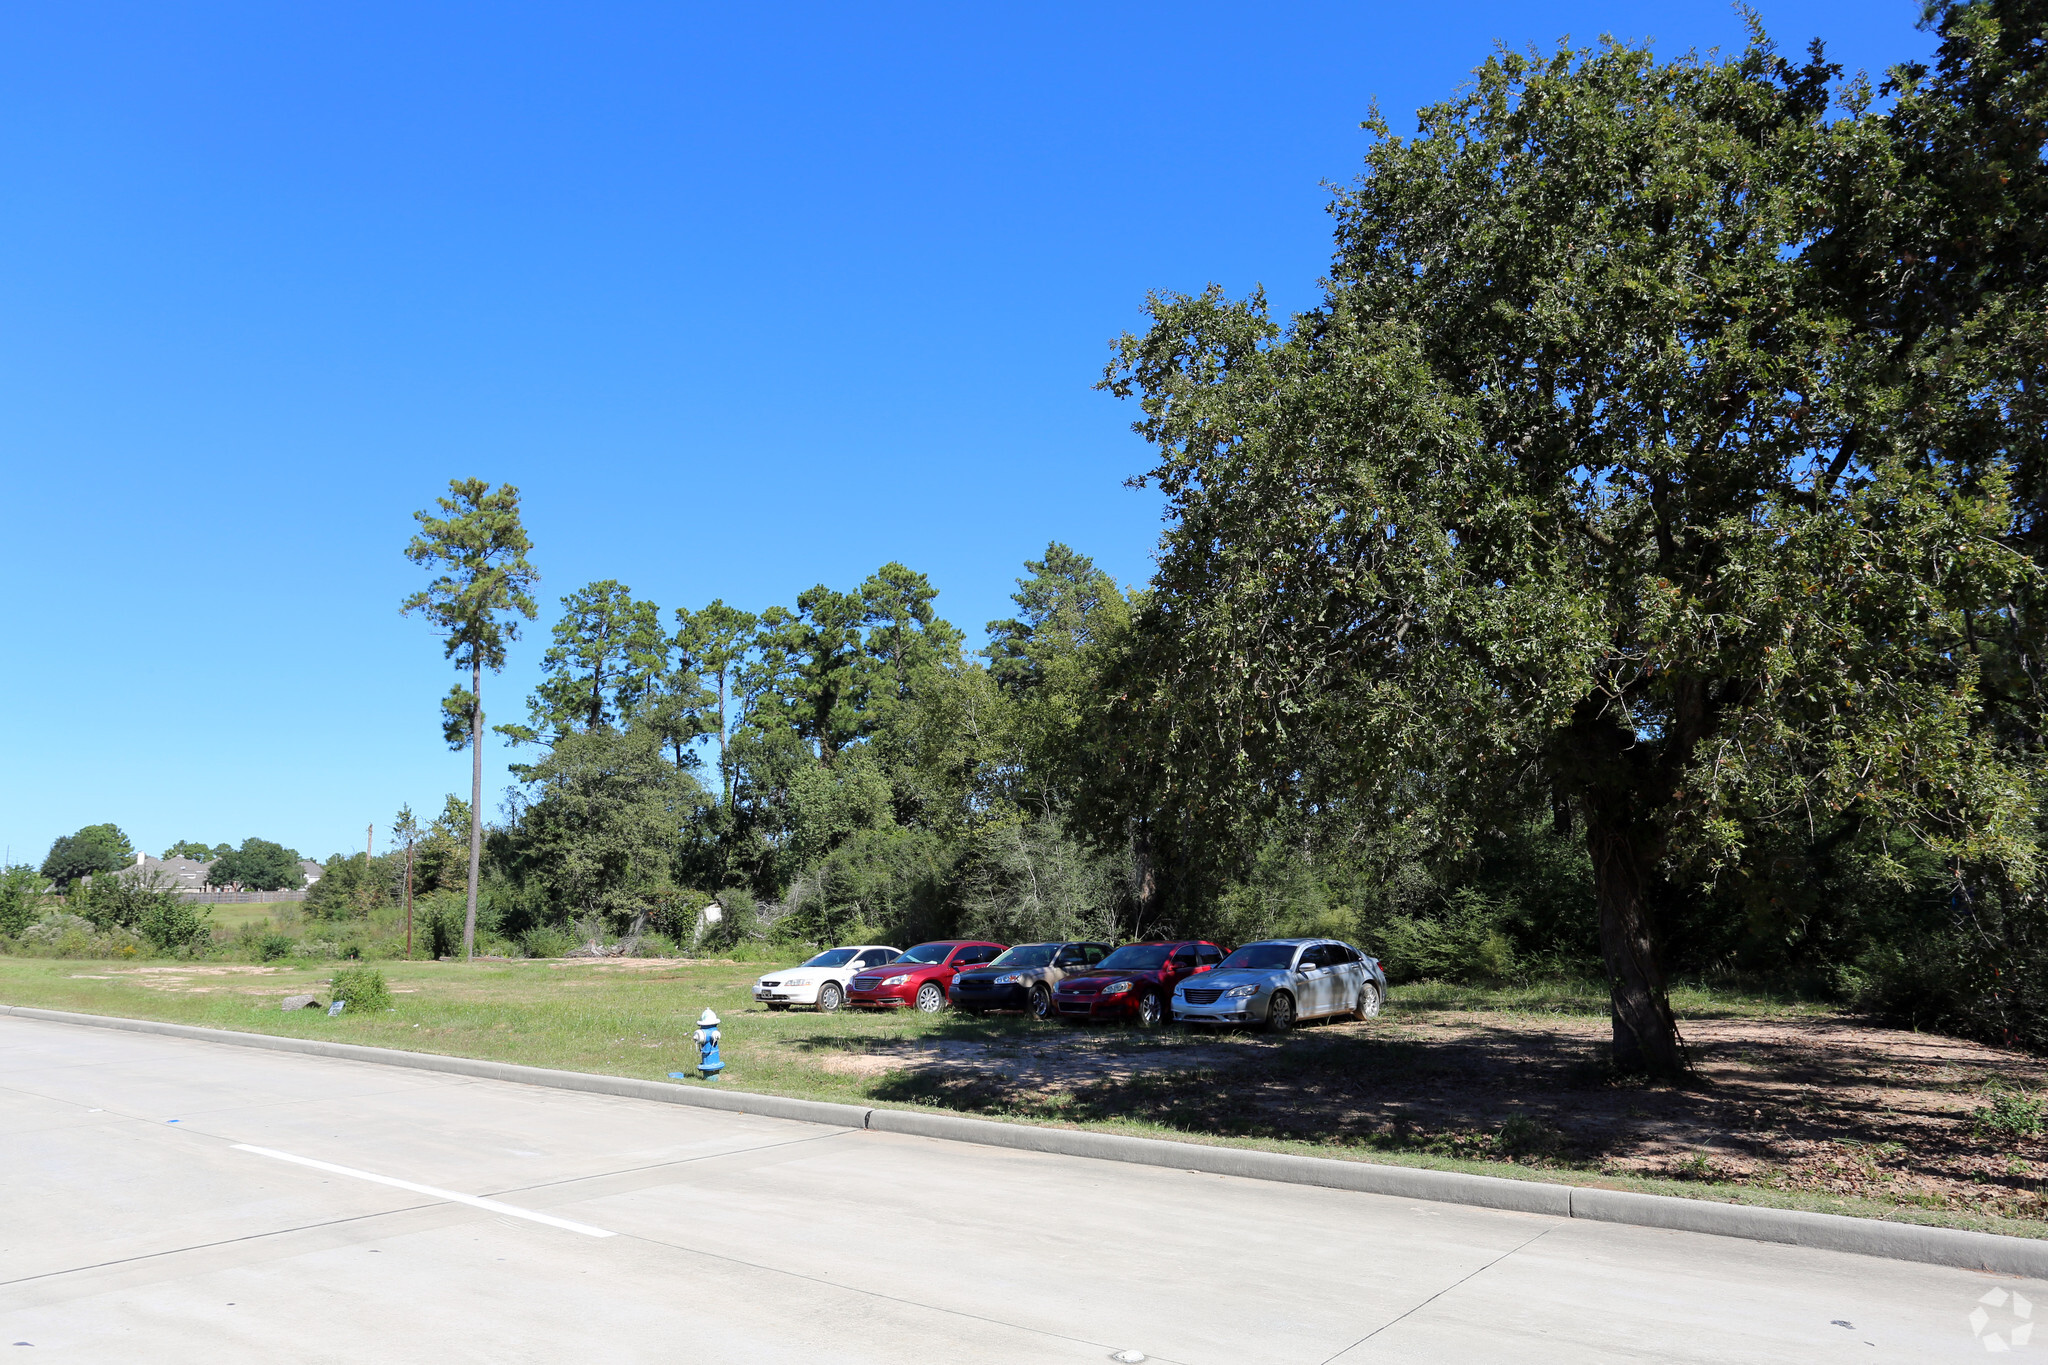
[327,1000,346,1017]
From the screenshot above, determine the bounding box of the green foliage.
[501,579,668,744]
[40,824,134,889]
[12,911,141,958]
[411,796,472,894]
[504,724,704,932]
[138,897,212,952]
[420,894,464,958]
[1378,895,1520,986]
[256,932,295,962]
[1095,23,2040,1073]
[695,887,758,950]
[953,818,1125,945]
[402,478,541,682]
[329,965,392,1013]
[204,838,305,891]
[520,924,575,958]
[162,840,230,862]
[0,864,49,936]
[303,852,394,921]
[1974,1083,2045,1142]
[70,867,184,932]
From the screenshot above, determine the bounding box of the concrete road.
[1,1016,2037,1363]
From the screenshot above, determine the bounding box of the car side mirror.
[1193,964,1212,974]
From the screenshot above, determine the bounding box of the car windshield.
[1095,944,1171,971]
[801,948,858,968]
[1220,943,1298,971]
[988,945,1055,968]
[890,943,953,965]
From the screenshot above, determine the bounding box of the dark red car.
[1053,939,1224,1027]
[847,940,1005,1013]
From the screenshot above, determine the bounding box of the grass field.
[3,952,2043,1240]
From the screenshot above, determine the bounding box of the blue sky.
[0,1,1934,865]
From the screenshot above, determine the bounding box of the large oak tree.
[1103,25,2037,1075]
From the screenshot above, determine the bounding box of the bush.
[13,912,142,958]
[422,896,463,958]
[1975,1083,2044,1142]
[1377,890,1520,984]
[633,932,680,958]
[256,932,295,962]
[0,865,48,936]
[329,965,392,1013]
[521,924,575,958]
[71,868,187,933]
[138,897,212,952]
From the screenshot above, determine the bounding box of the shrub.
[1377,890,1521,984]
[633,932,680,958]
[421,896,463,958]
[138,898,212,952]
[256,932,295,962]
[1975,1083,2044,1142]
[521,924,575,958]
[329,965,392,1013]
[71,868,187,933]
[0,864,48,936]
[14,912,142,958]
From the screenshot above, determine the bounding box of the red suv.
[1054,940,1223,1027]
[847,940,1006,1012]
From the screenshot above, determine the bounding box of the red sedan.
[1053,939,1223,1027]
[847,940,1006,1012]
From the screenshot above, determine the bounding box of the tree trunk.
[1129,819,1159,937]
[465,658,482,961]
[1584,797,1688,1078]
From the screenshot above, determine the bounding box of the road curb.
[9,1003,2046,1278]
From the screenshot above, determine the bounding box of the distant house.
[117,854,213,893]
[113,852,312,900]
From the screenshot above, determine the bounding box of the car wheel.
[915,982,947,1013]
[817,982,845,1013]
[1029,984,1052,1020]
[1264,991,1296,1033]
[1353,981,1382,1020]
[1135,991,1165,1028]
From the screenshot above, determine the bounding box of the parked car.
[949,941,1113,1018]
[753,944,901,1013]
[847,940,1006,1012]
[1171,938,1386,1032]
[1052,939,1224,1027]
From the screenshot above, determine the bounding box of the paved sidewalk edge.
[9,1002,2044,1278]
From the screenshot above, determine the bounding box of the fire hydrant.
[693,1008,723,1080]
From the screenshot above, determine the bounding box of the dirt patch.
[117,965,293,976]
[847,1010,2048,1222]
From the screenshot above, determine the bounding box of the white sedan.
[753,945,900,1013]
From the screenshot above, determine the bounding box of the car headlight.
[1223,984,1258,998]
[993,973,1024,985]
[783,976,811,986]
[881,974,911,987]
[1102,981,1134,995]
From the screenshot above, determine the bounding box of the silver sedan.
[1170,938,1386,1032]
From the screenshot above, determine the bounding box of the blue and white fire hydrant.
[693,1008,724,1080]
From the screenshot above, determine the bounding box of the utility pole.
[403,830,416,959]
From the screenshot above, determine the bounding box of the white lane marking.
[231,1144,615,1238]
